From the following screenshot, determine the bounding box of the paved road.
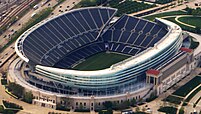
[0,0,81,68]
[0,0,57,48]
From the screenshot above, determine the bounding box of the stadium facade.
[10,7,200,110]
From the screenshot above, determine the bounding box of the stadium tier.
[15,7,183,98]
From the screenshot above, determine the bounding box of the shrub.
[99,109,113,114]
[3,100,23,109]
[1,79,7,85]
[74,108,90,112]
[158,106,177,114]
[173,76,201,97]
[56,104,70,111]
[0,105,4,113]
[163,95,183,104]
[7,82,24,98]
[103,101,113,109]
[179,107,184,114]
[22,91,34,104]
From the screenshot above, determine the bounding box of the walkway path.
[176,84,201,114]
[175,15,201,28]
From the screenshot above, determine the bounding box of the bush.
[158,106,177,114]
[103,101,113,109]
[146,92,157,102]
[3,100,23,109]
[163,95,183,104]
[74,108,90,112]
[190,37,199,49]
[179,107,184,114]
[1,79,7,85]
[56,104,70,111]
[156,0,173,4]
[22,91,34,104]
[99,109,113,114]
[133,112,147,114]
[0,105,4,113]
[7,82,24,98]
[173,76,201,97]
[78,0,107,7]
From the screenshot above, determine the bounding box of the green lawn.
[143,10,187,21]
[163,95,183,105]
[189,36,199,49]
[144,11,201,34]
[184,86,201,103]
[173,76,201,97]
[72,52,130,71]
[158,106,177,114]
[163,17,196,33]
[178,16,201,28]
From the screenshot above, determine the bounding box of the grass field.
[143,11,201,33]
[163,95,183,104]
[178,16,201,28]
[72,52,130,71]
[163,17,196,33]
[173,76,201,97]
[143,10,187,21]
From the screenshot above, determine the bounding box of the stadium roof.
[146,69,160,75]
[180,47,193,53]
[36,18,182,77]
[15,7,182,77]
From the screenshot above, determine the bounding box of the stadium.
[12,7,197,110]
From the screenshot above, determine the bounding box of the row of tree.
[7,82,34,104]
[186,7,201,16]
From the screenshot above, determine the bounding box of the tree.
[142,107,146,112]
[131,98,137,106]
[56,97,71,111]
[7,82,24,98]
[23,91,33,104]
[195,26,201,34]
[179,107,184,114]
[136,107,140,112]
[117,100,130,110]
[103,101,113,109]
[186,7,192,15]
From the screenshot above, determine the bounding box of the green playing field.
[72,52,130,71]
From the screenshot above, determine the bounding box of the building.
[9,7,200,111]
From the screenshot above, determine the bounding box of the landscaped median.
[172,76,201,97]
[143,10,187,21]
[158,106,177,114]
[183,85,201,106]
[5,89,18,99]
[0,100,23,114]
[162,76,201,114]
[164,76,201,104]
